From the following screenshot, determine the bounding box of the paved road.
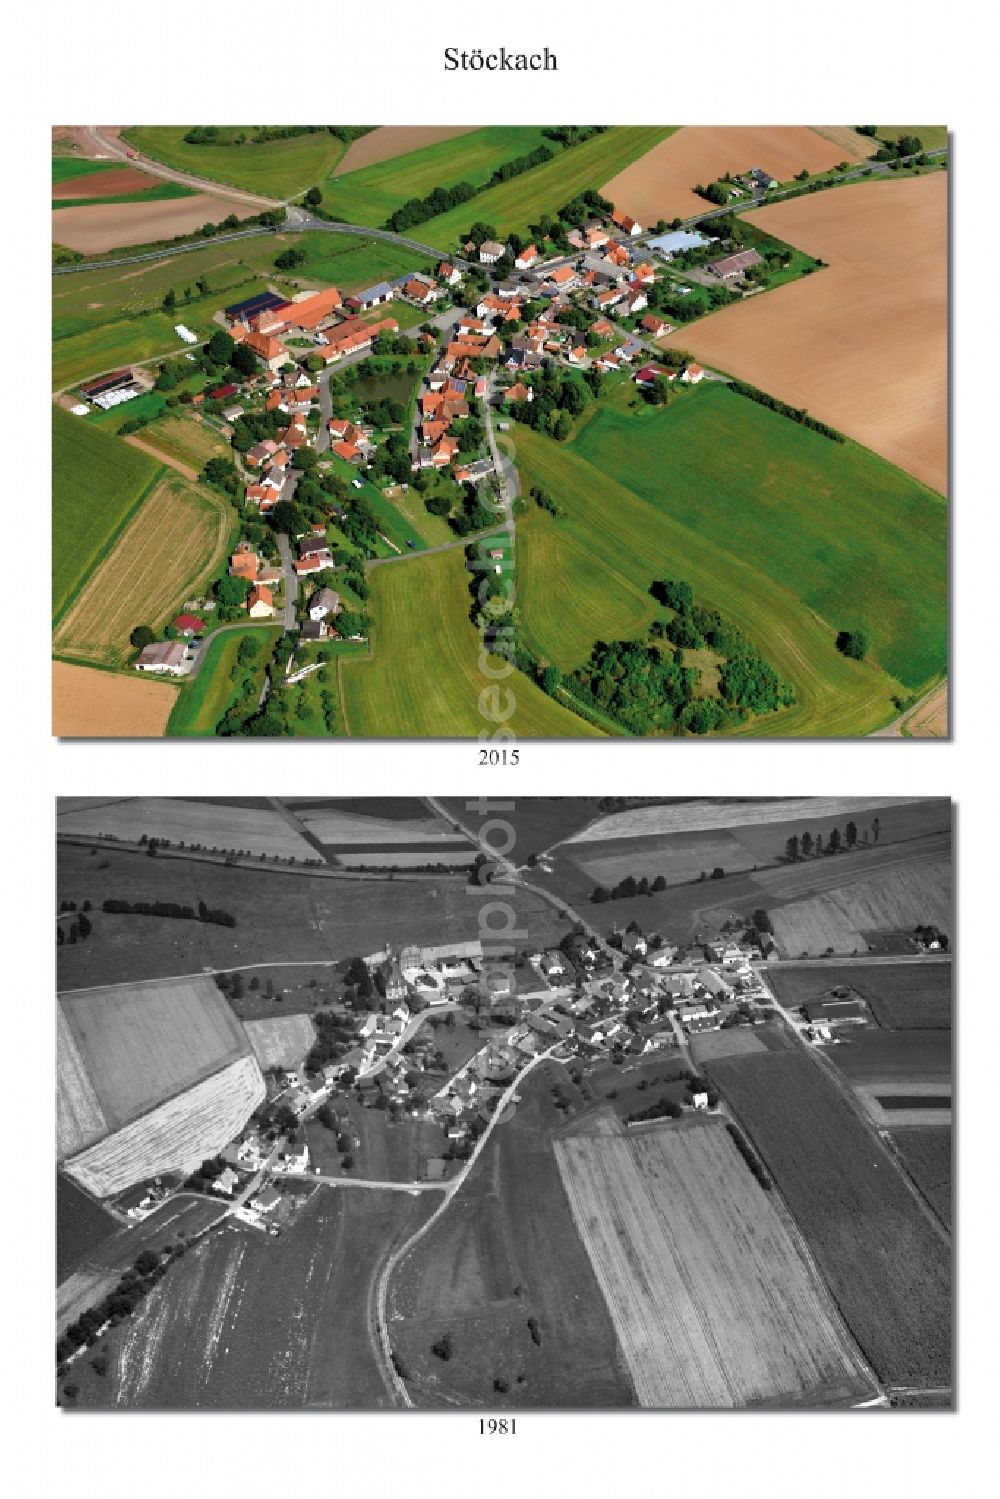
[86,126,281,208]
[372,1044,561,1407]
[312,1174,443,1194]
[765,952,950,970]
[276,532,298,630]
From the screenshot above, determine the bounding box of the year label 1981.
[479,1417,516,1434]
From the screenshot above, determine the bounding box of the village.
[113,894,878,1237]
[100,187,800,684]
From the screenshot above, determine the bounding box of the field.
[337,127,477,175]
[768,856,951,955]
[290,803,468,845]
[515,411,939,738]
[75,1189,431,1408]
[55,841,570,990]
[389,1066,634,1407]
[122,126,348,199]
[418,127,673,251]
[57,1172,121,1281]
[666,176,948,494]
[602,125,873,225]
[243,1015,316,1069]
[52,405,161,623]
[828,1031,951,1086]
[53,474,232,667]
[166,626,280,737]
[133,412,232,472]
[570,383,946,691]
[768,961,952,1029]
[442,797,601,862]
[53,194,247,253]
[63,1055,265,1198]
[564,797,926,844]
[892,1128,952,1229]
[689,1028,771,1063]
[321,127,552,227]
[706,1047,951,1387]
[57,795,318,859]
[339,548,602,738]
[555,1118,874,1407]
[57,1005,109,1157]
[59,973,251,1131]
[306,1105,448,1183]
[878,126,948,151]
[52,661,178,737]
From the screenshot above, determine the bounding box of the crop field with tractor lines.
[554,1119,875,1407]
[767,856,951,955]
[53,475,232,668]
[706,1047,951,1389]
[57,796,317,859]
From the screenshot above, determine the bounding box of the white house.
[478,240,507,264]
[280,1138,310,1173]
[680,364,705,384]
[135,640,186,675]
[514,245,539,269]
[692,1091,709,1110]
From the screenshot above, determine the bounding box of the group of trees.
[836,629,869,661]
[592,873,668,903]
[57,1248,174,1373]
[785,817,880,862]
[57,908,92,945]
[505,364,590,439]
[100,896,237,927]
[726,1120,771,1189]
[727,377,846,442]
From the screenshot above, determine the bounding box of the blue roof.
[358,281,392,301]
[647,230,713,256]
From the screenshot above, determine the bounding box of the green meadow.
[513,382,946,736]
[120,127,349,199]
[321,127,552,226]
[52,405,162,623]
[339,547,601,737]
[167,626,281,736]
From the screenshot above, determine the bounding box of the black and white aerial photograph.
[55,794,953,1411]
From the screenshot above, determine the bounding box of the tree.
[162,289,176,311]
[828,827,842,854]
[130,624,156,650]
[206,328,235,366]
[872,816,880,845]
[431,1333,453,1361]
[230,342,258,377]
[845,820,858,850]
[785,834,800,862]
[800,831,813,859]
[304,186,323,206]
[651,874,667,892]
[836,629,869,660]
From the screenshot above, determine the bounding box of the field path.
[870,679,948,738]
[123,436,199,482]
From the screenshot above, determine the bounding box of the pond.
[349,370,417,407]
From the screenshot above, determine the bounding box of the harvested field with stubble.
[602,125,873,226]
[63,1055,265,1198]
[243,1015,316,1069]
[667,175,948,493]
[752,831,950,901]
[57,1006,109,1158]
[554,1120,875,1408]
[52,661,177,737]
[53,475,231,668]
[768,855,951,956]
[291,805,469,846]
[57,796,316,859]
[60,974,251,1130]
[706,1049,952,1387]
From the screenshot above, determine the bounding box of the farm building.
[708,248,764,280]
[802,998,868,1025]
[348,281,396,311]
[225,291,291,326]
[134,641,186,675]
[172,614,206,636]
[699,968,735,1000]
[647,229,714,258]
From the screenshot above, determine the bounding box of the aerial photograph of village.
[56,794,953,1410]
[52,125,948,739]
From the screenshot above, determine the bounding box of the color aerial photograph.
[51,126,948,738]
[55,795,953,1410]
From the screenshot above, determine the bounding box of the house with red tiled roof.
[621,283,649,315]
[230,542,259,582]
[680,363,705,384]
[431,434,459,467]
[611,209,643,236]
[632,262,656,284]
[641,313,672,338]
[514,245,539,269]
[437,261,462,286]
[403,278,437,305]
[591,318,614,338]
[318,315,399,364]
[247,585,275,618]
[243,330,290,373]
[547,265,578,290]
[605,241,632,267]
[277,286,342,331]
[244,484,271,508]
[172,613,207,636]
[504,382,533,403]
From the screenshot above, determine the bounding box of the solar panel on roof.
[225,291,290,319]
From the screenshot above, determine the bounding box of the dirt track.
[602,126,873,225]
[52,662,176,737]
[124,436,199,482]
[665,174,948,494]
[336,126,477,176]
[52,193,245,252]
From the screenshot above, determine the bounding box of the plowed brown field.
[52,662,176,737]
[602,125,872,225]
[336,126,477,175]
[664,175,947,493]
[52,192,245,252]
[55,168,162,200]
